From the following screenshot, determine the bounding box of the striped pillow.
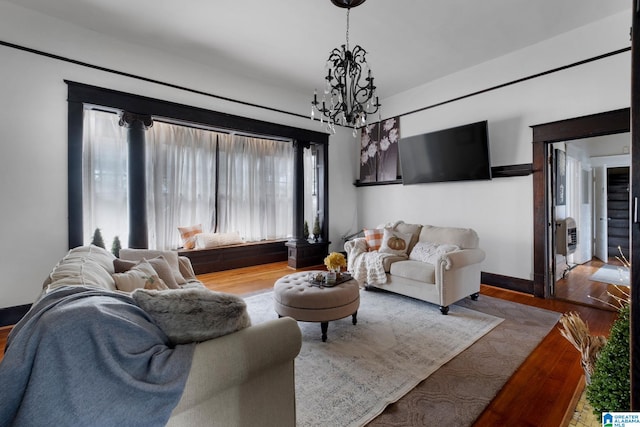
[178,224,203,249]
[364,228,384,251]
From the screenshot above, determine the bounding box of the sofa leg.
[470,292,480,301]
[439,306,449,315]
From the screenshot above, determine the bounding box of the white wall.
[353,11,631,282]
[0,1,355,308]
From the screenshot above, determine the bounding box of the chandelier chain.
[346,9,350,52]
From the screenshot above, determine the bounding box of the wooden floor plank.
[554,257,628,311]
[0,262,619,426]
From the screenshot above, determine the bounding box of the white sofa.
[345,222,486,314]
[7,245,302,427]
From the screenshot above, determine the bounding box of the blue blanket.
[0,286,195,427]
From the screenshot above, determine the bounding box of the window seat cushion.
[194,232,244,249]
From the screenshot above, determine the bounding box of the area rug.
[368,291,561,426]
[244,289,503,427]
[589,264,629,286]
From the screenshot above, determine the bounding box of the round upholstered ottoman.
[274,271,360,342]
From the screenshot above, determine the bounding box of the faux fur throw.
[132,287,252,345]
[345,238,397,286]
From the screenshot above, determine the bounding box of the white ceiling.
[6,0,631,99]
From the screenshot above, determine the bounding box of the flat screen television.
[399,120,491,185]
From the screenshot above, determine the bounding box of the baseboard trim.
[0,304,31,327]
[482,271,534,295]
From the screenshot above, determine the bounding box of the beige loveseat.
[345,222,485,315]
[15,245,301,427]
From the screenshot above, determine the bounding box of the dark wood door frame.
[531,108,630,298]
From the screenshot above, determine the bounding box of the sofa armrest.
[344,237,367,254]
[171,316,302,417]
[345,237,368,269]
[445,248,486,269]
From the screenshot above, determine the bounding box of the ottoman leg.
[352,310,358,325]
[321,322,328,342]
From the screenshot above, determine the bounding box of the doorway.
[551,135,630,310]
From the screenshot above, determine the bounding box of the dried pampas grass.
[559,312,607,380]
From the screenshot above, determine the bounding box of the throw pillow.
[379,228,413,256]
[112,259,160,292]
[393,221,423,253]
[119,249,187,285]
[113,258,137,273]
[146,256,182,289]
[132,287,252,345]
[144,274,169,291]
[178,224,203,249]
[409,241,460,265]
[363,228,384,251]
[114,257,181,289]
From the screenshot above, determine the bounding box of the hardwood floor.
[554,257,629,311]
[0,262,619,426]
[473,286,616,427]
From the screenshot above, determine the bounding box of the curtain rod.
[84,105,293,143]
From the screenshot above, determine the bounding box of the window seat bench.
[177,239,289,274]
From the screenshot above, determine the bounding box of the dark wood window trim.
[530,107,630,298]
[66,80,329,250]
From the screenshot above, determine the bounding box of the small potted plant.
[111,236,122,258]
[303,221,310,241]
[91,228,105,249]
[312,215,321,242]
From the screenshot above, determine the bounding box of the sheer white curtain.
[146,122,228,249]
[217,135,294,241]
[82,109,129,248]
[84,114,294,251]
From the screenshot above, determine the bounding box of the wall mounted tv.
[399,120,492,185]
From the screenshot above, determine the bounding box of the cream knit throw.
[345,238,396,286]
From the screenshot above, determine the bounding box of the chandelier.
[311,0,381,133]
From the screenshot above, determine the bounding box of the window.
[82,109,129,247]
[82,109,295,249]
[67,81,328,252]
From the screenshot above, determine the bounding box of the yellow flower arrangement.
[324,252,346,272]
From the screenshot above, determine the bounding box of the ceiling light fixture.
[311,0,380,134]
